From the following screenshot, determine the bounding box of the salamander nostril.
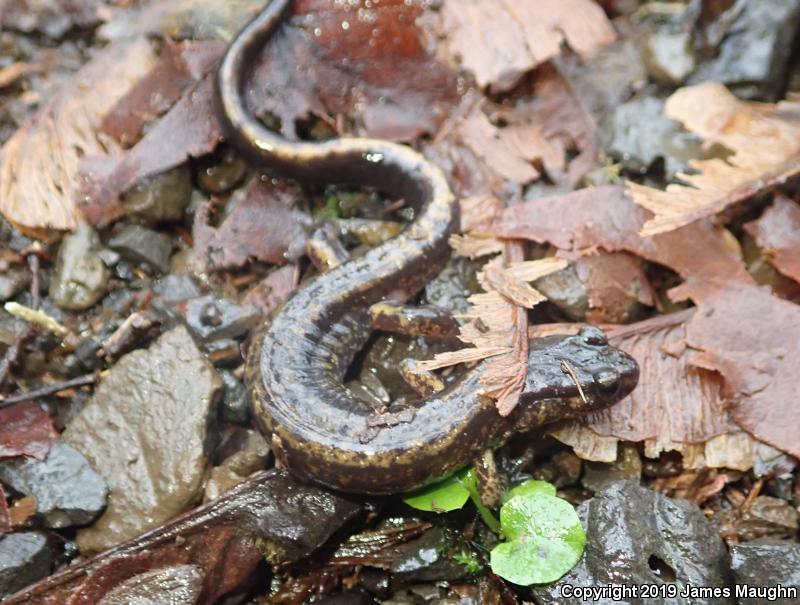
[594,368,620,396]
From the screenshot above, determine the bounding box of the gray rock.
[153,274,202,303]
[183,294,260,342]
[63,326,222,553]
[688,0,800,101]
[49,223,110,310]
[219,370,250,425]
[108,225,173,274]
[0,532,52,599]
[731,539,800,604]
[0,441,108,528]
[121,166,193,226]
[601,96,706,177]
[0,267,30,302]
[97,564,204,605]
[532,480,733,604]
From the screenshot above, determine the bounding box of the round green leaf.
[490,493,586,585]
[502,479,557,504]
[403,469,471,512]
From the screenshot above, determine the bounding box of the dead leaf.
[0,37,158,235]
[682,279,800,460]
[627,82,800,236]
[0,402,59,460]
[744,193,800,284]
[486,185,752,285]
[100,40,226,147]
[418,253,564,415]
[79,74,223,228]
[192,179,308,271]
[246,0,458,141]
[439,0,616,92]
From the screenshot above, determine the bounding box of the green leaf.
[403,469,471,512]
[490,493,585,585]
[502,480,557,504]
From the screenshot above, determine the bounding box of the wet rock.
[219,370,250,425]
[0,267,29,302]
[0,441,107,528]
[730,539,800,604]
[3,471,363,605]
[63,326,222,553]
[183,294,260,342]
[531,481,733,604]
[0,532,52,599]
[643,29,695,85]
[689,0,800,101]
[108,225,173,274]
[533,264,588,320]
[121,166,193,225]
[197,149,247,195]
[97,564,204,605]
[732,495,799,541]
[601,96,705,177]
[423,257,479,315]
[49,223,110,310]
[203,430,269,502]
[582,443,642,492]
[389,527,470,583]
[153,274,202,303]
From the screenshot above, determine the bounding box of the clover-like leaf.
[502,479,557,503]
[490,492,585,585]
[403,468,472,512]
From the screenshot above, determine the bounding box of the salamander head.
[518,326,639,422]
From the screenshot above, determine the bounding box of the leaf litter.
[3,0,800,600]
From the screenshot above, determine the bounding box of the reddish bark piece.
[0,402,58,461]
[192,179,308,270]
[486,185,752,284]
[79,74,223,227]
[246,0,458,140]
[744,194,800,284]
[682,280,800,459]
[4,470,363,605]
[100,40,226,146]
[0,484,10,534]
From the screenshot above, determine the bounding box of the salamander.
[217,0,640,494]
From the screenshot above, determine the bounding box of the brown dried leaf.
[0,38,158,235]
[486,185,752,285]
[439,0,616,92]
[192,179,308,271]
[418,255,563,415]
[242,264,300,318]
[682,280,800,460]
[0,402,59,460]
[79,74,224,227]
[574,252,655,323]
[99,40,226,146]
[628,83,800,236]
[247,0,458,141]
[744,193,800,284]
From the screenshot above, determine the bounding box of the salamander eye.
[593,369,620,397]
[580,326,607,346]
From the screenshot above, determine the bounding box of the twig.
[0,372,100,409]
[4,301,69,337]
[26,252,41,310]
[0,325,36,388]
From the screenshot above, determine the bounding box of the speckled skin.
[219,0,639,494]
